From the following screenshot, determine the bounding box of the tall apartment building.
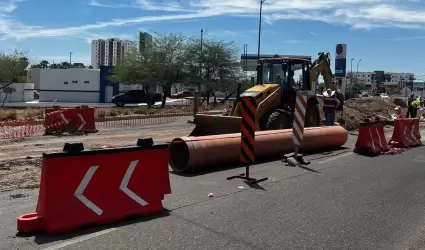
[91,38,137,68]
[139,32,153,53]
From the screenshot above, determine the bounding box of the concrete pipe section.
[169,126,348,173]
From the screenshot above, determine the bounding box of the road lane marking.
[40,228,117,250]
[318,152,354,164]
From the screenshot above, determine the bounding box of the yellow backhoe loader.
[190,52,335,136]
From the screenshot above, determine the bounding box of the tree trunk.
[161,85,167,108]
[145,86,151,109]
[212,91,217,106]
[1,93,8,108]
[206,90,211,105]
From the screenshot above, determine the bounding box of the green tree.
[39,60,49,68]
[0,49,29,91]
[148,33,187,107]
[110,33,187,107]
[59,61,71,69]
[109,54,153,89]
[182,38,241,105]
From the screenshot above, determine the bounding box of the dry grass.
[0,105,216,122]
[0,108,45,122]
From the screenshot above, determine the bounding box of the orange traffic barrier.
[17,139,171,235]
[74,106,98,133]
[389,118,422,147]
[45,106,98,134]
[44,108,75,134]
[354,122,389,156]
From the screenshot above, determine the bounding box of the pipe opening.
[169,138,190,172]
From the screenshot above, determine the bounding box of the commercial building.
[27,67,175,103]
[27,68,102,102]
[91,38,137,68]
[346,71,414,89]
[139,32,153,53]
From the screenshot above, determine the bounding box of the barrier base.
[18,202,165,235]
[226,166,268,185]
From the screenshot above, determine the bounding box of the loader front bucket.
[189,114,243,136]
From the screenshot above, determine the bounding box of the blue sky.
[0,0,424,78]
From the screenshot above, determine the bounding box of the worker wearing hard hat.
[323,88,340,126]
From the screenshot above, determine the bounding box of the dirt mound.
[318,98,398,131]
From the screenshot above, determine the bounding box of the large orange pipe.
[169,126,348,172]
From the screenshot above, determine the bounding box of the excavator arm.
[309,52,335,91]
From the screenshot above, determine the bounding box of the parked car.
[379,93,389,99]
[171,91,193,99]
[111,90,162,107]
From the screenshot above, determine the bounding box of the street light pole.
[356,59,362,85]
[193,29,203,119]
[256,0,266,85]
[350,58,354,97]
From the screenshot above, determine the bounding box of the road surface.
[0,130,425,249]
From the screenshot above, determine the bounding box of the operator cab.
[257,56,311,91]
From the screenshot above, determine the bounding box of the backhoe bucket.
[189,114,242,136]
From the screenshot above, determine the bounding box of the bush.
[393,98,407,108]
[96,109,107,118]
[0,109,17,121]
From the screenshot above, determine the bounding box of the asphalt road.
[1,130,425,250]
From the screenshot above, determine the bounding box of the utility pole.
[69,52,72,65]
[193,29,203,118]
[256,0,266,85]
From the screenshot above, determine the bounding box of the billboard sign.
[334,44,347,77]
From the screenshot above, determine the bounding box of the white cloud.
[85,0,197,12]
[1,0,425,41]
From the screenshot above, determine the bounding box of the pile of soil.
[318,98,398,131]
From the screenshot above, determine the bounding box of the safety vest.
[323,96,337,112]
[412,99,420,107]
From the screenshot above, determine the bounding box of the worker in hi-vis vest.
[322,88,340,126]
[406,94,418,118]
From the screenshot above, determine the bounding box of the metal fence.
[0,104,223,140]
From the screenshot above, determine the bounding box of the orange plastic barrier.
[17,139,171,235]
[389,118,422,147]
[73,106,97,133]
[45,106,98,134]
[44,107,75,134]
[354,122,389,155]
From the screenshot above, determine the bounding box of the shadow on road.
[171,147,351,177]
[15,209,171,246]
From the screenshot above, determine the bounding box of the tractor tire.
[304,99,321,127]
[264,110,290,130]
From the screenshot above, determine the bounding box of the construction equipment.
[190,52,335,136]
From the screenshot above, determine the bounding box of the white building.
[0,83,34,103]
[27,68,101,102]
[91,38,137,68]
[27,68,176,103]
[346,71,414,89]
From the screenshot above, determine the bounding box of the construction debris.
[319,97,399,130]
